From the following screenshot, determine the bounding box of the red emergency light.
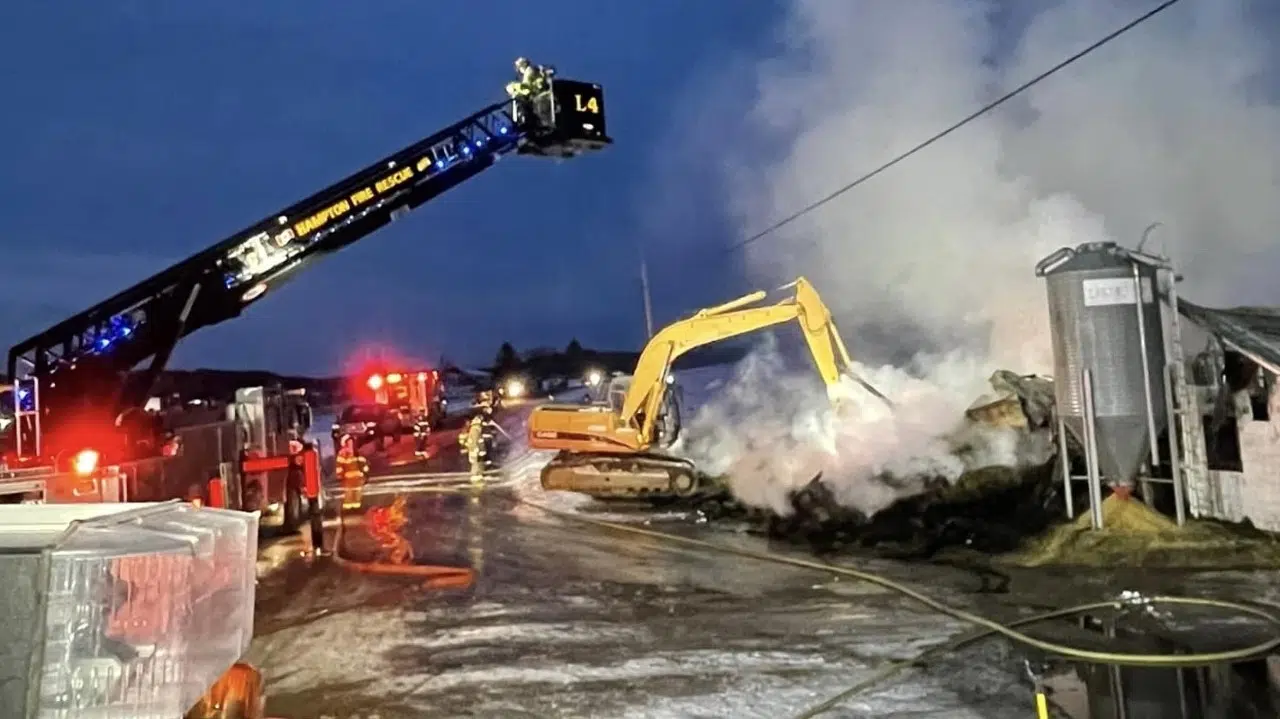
[72,448,100,476]
[367,374,384,391]
[386,373,403,384]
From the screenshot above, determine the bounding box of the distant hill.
[470,338,755,386]
[0,339,755,405]
[150,369,344,404]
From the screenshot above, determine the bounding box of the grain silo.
[1036,242,1177,524]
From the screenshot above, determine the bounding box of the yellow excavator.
[527,277,890,500]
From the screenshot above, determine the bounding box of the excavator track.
[539,450,710,500]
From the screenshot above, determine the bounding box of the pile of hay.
[1005,494,1280,569]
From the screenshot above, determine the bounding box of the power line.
[722,0,1186,257]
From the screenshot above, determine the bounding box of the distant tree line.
[492,338,604,379]
[488,336,754,386]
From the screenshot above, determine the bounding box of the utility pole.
[639,251,655,339]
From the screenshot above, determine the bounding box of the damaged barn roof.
[1176,299,1280,376]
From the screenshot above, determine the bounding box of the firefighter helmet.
[337,434,355,456]
[514,57,530,71]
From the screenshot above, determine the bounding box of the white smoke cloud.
[658,0,1280,513]
[675,335,1042,515]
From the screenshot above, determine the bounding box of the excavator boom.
[529,277,882,500]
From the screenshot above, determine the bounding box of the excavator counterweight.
[528,277,886,500]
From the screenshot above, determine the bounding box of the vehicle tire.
[669,471,698,498]
[281,484,303,534]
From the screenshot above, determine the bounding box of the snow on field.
[672,363,739,417]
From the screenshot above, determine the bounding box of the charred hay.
[694,461,1063,560]
[688,369,1280,569]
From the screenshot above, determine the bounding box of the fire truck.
[0,64,610,513]
[333,369,445,456]
[364,369,446,428]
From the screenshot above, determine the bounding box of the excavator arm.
[530,277,886,453]
[621,278,863,446]
[530,277,889,500]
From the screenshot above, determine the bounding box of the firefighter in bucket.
[504,57,551,99]
[336,433,369,511]
[505,56,554,128]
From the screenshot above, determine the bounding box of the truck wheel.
[670,471,698,497]
[282,485,303,534]
[308,497,324,553]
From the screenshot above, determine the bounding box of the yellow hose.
[789,604,1088,719]
[1034,690,1050,719]
[517,498,1280,715]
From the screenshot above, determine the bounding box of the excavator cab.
[604,374,682,449]
[516,77,612,158]
[605,376,630,413]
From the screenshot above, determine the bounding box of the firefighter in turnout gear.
[459,392,510,481]
[459,414,487,481]
[336,434,369,511]
[505,57,550,99]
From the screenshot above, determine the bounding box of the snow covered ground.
[250,485,1054,719]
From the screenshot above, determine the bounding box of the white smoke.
[657,0,1280,513]
[675,335,1039,515]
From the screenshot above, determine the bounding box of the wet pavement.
[253,485,1002,718]
[250,406,1280,718]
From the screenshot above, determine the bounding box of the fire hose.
[330,486,476,589]
[515,497,1280,718]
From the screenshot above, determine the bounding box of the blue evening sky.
[0,1,783,373]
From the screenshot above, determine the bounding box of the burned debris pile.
[762,461,1061,559]
[706,370,1068,558]
[711,367,1280,569]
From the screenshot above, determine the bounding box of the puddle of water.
[1040,612,1279,718]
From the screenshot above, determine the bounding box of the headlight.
[586,370,603,387]
[504,379,526,398]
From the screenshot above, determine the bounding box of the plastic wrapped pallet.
[0,501,258,718]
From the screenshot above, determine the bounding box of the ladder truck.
[2,66,612,512]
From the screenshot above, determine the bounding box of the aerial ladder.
[5,64,611,467]
[527,277,891,500]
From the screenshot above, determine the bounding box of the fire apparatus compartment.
[231,386,311,518]
[0,501,258,718]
